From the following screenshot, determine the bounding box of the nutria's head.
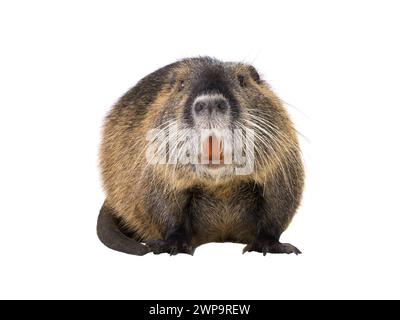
[139,57,298,182]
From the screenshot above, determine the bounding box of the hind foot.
[243,239,301,255]
[146,239,195,255]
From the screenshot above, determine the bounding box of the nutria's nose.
[193,94,229,116]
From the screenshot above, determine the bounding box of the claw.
[242,244,250,254]
[243,240,301,255]
[146,239,195,255]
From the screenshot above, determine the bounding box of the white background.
[1,0,399,300]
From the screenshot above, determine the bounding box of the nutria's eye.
[178,80,185,91]
[238,75,246,88]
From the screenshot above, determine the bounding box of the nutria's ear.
[248,65,261,83]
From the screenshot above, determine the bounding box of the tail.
[97,202,151,255]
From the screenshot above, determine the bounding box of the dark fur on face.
[98,57,304,255]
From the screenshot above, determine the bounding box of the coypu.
[98,57,304,255]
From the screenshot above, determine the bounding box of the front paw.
[243,239,301,256]
[146,239,195,255]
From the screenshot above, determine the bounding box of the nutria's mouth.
[205,163,224,170]
[202,135,225,167]
[145,127,255,175]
